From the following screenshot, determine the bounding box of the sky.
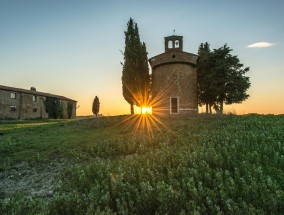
[0,0,283,115]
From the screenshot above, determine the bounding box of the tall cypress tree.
[92,96,100,117]
[67,102,73,119]
[122,18,150,114]
[139,42,150,107]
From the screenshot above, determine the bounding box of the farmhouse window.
[10,106,16,112]
[33,108,37,112]
[32,95,37,102]
[11,92,16,99]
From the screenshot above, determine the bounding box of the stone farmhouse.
[149,35,198,115]
[0,85,76,120]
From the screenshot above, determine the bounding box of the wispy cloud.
[247,42,274,48]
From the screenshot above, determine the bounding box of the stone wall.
[0,90,21,119]
[152,63,197,115]
[150,50,197,69]
[60,100,76,119]
[0,89,76,119]
[20,93,48,119]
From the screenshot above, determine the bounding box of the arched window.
[168,40,173,49]
[175,40,180,48]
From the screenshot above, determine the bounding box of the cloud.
[247,42,274,48]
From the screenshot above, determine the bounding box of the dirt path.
[0,160,72,199]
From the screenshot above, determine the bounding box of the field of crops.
[0,114,283,214]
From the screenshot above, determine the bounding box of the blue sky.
[0,0,283,115]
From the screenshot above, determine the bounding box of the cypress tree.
[138,42,150,107]
[67,102,73,119]
[44,97,64,119]
[122,18,150,114]
[92,96,100,117]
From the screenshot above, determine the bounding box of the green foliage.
[44,97,64,119]
[0,115,283,214]
[197,42,215,113]
[197,43,251,114]
[122,18,150,114]
[92,96,100,117]
[67,102,73,119]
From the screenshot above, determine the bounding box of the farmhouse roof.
[0,85,77,102]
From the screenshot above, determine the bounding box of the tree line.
[197,43,250,114]
[121,18,250,115]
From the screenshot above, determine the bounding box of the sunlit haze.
[1,0,283,115]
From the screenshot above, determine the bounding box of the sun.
[141,106,152,115]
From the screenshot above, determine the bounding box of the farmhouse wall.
[0,90,20,119]
[20,94,48,119]
[0,86,76,120]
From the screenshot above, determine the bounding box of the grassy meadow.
[0,114,283,214]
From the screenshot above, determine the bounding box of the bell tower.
[164,35,183,52]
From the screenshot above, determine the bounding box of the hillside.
[0,114,283,214]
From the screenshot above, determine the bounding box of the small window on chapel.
[33,108,37,113]
[11,92,16,99]
[32,95,37,102]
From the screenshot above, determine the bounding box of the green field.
[0,114,283,214]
